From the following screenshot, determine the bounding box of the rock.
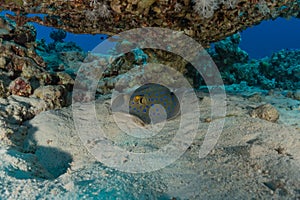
[9,77,32,97]
[35,72,52,85]
[13,24,36,46]
[33,85,68,109]
[0,80,7,98]
[56,72,74,87]
[21,62,43,80]
[0,56,6,68]
[249,104,280,123]
[0,95,52,148]
[0,16,13,37]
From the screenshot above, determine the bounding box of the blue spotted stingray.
[128,83,180,124]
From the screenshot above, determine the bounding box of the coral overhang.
[0,0,299,46]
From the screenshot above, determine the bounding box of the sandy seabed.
[0,85,299,199]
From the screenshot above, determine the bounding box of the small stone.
[267,89,274,96]
[249,104,279,123]
[293,89,300,100]
[286,91,293,98]
[263,181,278,191]
[204,117,212,123]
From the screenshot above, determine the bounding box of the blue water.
[33,16,300,59]
[34,22,108,51]
[240,17,300,59]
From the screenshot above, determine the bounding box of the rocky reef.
[0,16,76,106]
[209,33,300,90]
[36,30,86,76]
[0,17,81,158]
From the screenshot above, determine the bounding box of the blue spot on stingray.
[132,102,135,104]
[151,104,154,107]
[143,109,147,113]
[133,107,136,110]
[129,106,132,109]
[146,105,150,108]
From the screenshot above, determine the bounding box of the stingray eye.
[134,96,141,102]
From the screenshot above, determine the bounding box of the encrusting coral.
[0,0,299,47]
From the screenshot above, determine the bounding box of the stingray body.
[128,83,180,124]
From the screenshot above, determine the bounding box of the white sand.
[0,88,299,199]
